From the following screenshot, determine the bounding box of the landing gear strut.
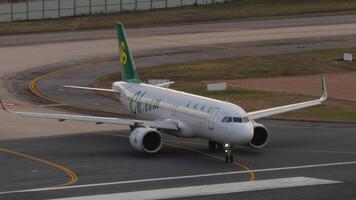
[224,143,233,163]
[208,140,217,151]
[209,140,223,151]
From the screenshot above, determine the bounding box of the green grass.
[93,48,356,123]
[1,0,356,35]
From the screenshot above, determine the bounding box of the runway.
[1,14,356,199]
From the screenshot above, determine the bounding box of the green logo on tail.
[120,41,127,65]
[117,22,141,83]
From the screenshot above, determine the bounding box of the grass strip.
[1,0,356,35]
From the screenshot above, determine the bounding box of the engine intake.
[129,127,163,153]
[249,124,269,149]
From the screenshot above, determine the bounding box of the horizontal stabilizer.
[154,81,175,87]
[63,85,118,93]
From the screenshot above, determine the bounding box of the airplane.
[0,22,328,163]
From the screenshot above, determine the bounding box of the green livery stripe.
[116,22,142,83]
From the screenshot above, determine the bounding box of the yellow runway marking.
[0,147,78,187]
[29,73,63,104]
[166,142,256,181]
[165,139,356,155]
[99,132,256,181]
[28,60,131,116]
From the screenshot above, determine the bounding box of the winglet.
[321,75,328,101]
[154,81,175,87]
[0,98,9,112]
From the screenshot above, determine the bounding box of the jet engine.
[129,127,163,153]
[249,123,269,149]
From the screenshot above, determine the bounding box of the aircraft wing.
[247,75,327,120]
[0,101,178,131]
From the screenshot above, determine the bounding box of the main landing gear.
[224,143,233,163]
[208,140,223,151]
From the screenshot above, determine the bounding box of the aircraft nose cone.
[245,122,254,141]
[229,123,254,145]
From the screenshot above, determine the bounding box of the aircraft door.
[208,107,219,130]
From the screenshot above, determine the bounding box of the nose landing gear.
[208,141,233,163]
[224,143,233,163]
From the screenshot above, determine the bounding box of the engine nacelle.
[249,123,269,149]
[129,127,163,153]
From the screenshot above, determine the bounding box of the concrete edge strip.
[50,177,341,200]
[0,160,354,195]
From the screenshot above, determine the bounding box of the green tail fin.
[117,22,141,83]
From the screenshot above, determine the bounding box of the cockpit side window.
[242,117,250,123]
[222,116,249,123]
[221,116,228,122]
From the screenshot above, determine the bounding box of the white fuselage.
[113,81,254,145]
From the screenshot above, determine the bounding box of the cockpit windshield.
[222,116,249,123]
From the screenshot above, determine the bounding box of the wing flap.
[15,111,177,130]
[15,111,178,130]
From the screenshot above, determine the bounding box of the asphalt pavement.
[1,120,356,199]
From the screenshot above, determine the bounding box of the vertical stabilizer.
[116,22,141,83]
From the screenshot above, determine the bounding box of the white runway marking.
[0,160,354,195]
[50,177,340,200]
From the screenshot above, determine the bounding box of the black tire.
[225,150,233,163]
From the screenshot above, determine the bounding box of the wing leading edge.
[247,75,327,120]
